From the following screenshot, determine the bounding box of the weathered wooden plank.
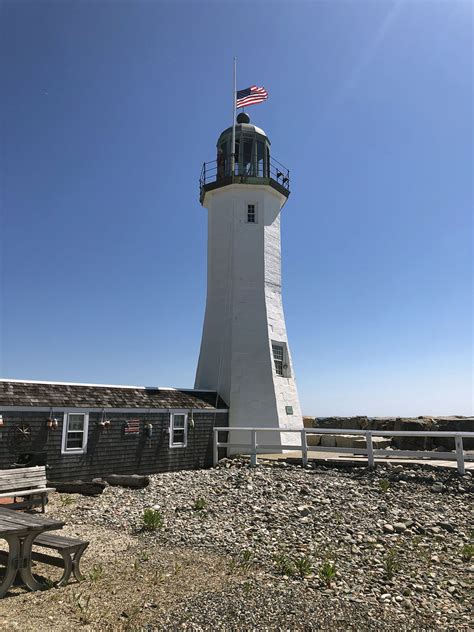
[0,488,53,498]
[0,481,48,493]
[0,466,44,474]
[0,507,63,528]
[0,486,46,495]
[0,470,46,483]
[0,472,46,481]
[0,468,47,493]
[0,469,46,476]
[0,512,41,527]
[0,467,45,478]
[0,499,43,511]
[34,533,87,550]
[0,475,46,483]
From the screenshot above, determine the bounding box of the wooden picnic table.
[0,506,64,597]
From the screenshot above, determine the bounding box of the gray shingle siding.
[0,382,228,480]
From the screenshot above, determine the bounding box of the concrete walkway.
[257,450,474,471]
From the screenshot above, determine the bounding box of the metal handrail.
[212,427,474,474]
[200,156,290,195]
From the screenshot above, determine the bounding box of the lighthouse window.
[272,344,285,377]
[257,141,265,176]
[170,413,188,448]
[243,140,253,175]
[234,140,240,174]
[247,204,256,223]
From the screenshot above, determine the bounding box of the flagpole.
[231,57,236,178]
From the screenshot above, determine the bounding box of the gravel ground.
[0,459,472,631]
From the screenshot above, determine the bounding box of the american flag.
[124,419,140,434]
[236,85,268,108]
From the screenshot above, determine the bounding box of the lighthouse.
[195,112,303,448]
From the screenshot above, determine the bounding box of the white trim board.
[0,406,229,414]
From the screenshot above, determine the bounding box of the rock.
[50,480,106,496]
[431,482,445,493]
[306,434,321,446]
[336,435,392,449]
[320,435,337,448]
[43,457,472,632]
[297,505,310,517]
[392,418,435,451]
[437,522,454,532]
[105,474,150,488]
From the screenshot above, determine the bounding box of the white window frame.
[272,341,291,378]
[61,412,89,455]
[246,203,258,224]
[169,412,188,448]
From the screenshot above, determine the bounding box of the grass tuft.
[89,563,104,582]
[379,479,391,493]
[70,591,92,625]
[228,549,255,574]
[193,498,207,511]
[461,543,473,563]
[142,508,164,531]
[319,560,336,587]
[384,547,400,580]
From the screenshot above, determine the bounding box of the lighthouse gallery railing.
[200,156,290,199]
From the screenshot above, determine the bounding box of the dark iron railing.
[200,156,290,200]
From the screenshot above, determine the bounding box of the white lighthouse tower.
[195,112,303,448]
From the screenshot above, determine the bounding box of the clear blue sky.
[1,1,472,416]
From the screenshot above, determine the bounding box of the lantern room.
[199,112,290,205]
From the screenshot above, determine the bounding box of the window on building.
[247,204,256,223]
[61,412,89,454]
[170,413,188,448]
[272,342,291,378]
[243,139,253,175]
[272,344,284,376]
[234,140,240,174]
[256,141,265,176]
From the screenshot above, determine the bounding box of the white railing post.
[213,428,219,467]
[455,435,465,475]
[250,429,258,467]
[366,432,375,468]
[301,429,308,467]
[210,427,474,470]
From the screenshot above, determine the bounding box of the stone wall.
[303,416,474,450]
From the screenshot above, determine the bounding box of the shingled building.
[0,380,228,481]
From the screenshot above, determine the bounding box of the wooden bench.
[0,466,55,512]
[0,532,89,588]
[31,533,89,587]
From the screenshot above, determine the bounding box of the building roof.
[218,122,269,143]
[0,380,228,410]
